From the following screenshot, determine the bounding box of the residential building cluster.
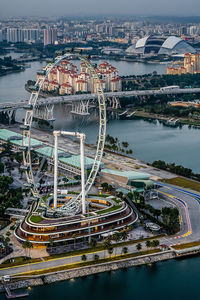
[36,61,122,94]
[167,52,200,75]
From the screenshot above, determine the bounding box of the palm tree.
[145,240,151,248]
[122,246,128,255]
[136,243,142,252]
[49,238,54,251]
[93,254,99,262]
[112,232,121,256]
[22,240,32,258]
[152,240,160,248]
[121,230,128,242]
[81,254,87,262]
[89,237,97,249]
[28,242,33,258]
[128,225,134,232]
[103,238,112,258]
[108,246,114,258]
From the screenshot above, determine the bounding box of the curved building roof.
[126,35,196,56]
[161,36,182,49]
[135,36,150,49]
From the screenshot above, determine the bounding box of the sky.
[0,0,200,17]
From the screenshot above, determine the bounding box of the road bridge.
[1,87,200,123]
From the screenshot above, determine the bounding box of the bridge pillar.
[71,100,90,115]
[34,104,55,121]
[0,109,16,125]
[107,97,121,109]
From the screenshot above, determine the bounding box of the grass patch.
[172,241,200,250]
[96,205,121,215]
[162,177,200,193]
[0,257,41,269]
[29,215,43,223]
[89,194,109,198]
[15,249,161,276]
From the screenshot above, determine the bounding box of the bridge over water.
[1,87,200,124]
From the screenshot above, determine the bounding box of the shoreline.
[127,110,200,127]
[1,248,200,293]
[0,250,175,292]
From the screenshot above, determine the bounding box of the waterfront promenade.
[1,182,200,278]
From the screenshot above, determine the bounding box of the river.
[0,53,166,103]
[0,53,199,299]
[1,257,198,300]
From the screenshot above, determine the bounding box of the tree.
[121,230,128,242]
[103,238,112,258]
[145,240,151,248]
[107,246,114,258]
[136,243,142,252]
[6,231,11,237]
[112,232,121,256]
[72,233,77,249]
[89,238,97,249]
[152,240,160,248]
[81,254,87,262]
[122,142,129,148]
[93,254,99,262]
[122,246,128,255]
[49,238,54,250]
[22,240,32,258]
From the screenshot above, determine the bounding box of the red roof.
[61,83,72,87]
[76,79,87,83]
[49,80,58,85]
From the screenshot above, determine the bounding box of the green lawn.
[162,177,200,193]
[0,256,41,269]
[29,215,43,223]
[173,241,200,250]
[96,205,121,215]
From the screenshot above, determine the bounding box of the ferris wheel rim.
[22,51,106,215]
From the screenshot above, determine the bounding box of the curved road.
[1,182,200,277]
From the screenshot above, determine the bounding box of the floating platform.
[5,287,29,299]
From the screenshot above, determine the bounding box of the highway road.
[1,87,200,110]
[157,183,200,244]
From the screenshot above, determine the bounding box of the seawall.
[0,250,175,292]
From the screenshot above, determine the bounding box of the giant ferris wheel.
[21,51,106,216]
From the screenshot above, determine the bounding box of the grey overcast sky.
[0,0,200,17]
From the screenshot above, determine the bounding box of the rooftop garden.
[29,215,43,223]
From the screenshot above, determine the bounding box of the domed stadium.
[126,35,196,56]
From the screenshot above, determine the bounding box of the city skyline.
[0,0,200,17]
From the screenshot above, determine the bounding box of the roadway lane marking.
[157,190,192,239]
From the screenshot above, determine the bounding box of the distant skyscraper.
[0,30,2,42]
[23,29,40,43]
[44,28,57,46]
[7,28,24,43]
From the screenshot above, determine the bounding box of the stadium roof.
[161,36,182,49]
[135,36,150,48]
[126,35,196,56]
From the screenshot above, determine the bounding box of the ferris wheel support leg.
[80,136,86,215]
[54,132,58,209]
